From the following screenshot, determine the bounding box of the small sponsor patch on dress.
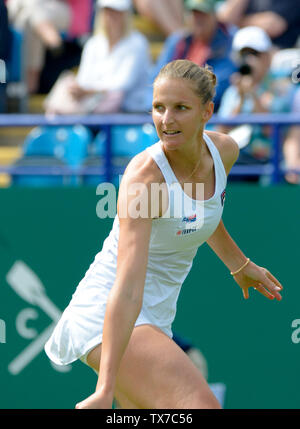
[182,213,197,223]
[176,228,197,236]
[176,214,198,236]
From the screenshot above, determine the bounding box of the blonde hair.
[154,59,217,104]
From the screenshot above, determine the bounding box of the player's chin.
[161,133,184,149]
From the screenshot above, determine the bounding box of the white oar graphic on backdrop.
[6,260,71,374]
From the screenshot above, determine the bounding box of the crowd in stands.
[44,0,151,114]
[0,0,300,183]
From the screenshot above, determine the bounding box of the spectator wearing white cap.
[44,0,151,114]
[217,26,296,174]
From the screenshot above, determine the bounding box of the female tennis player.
[45,59,283,409]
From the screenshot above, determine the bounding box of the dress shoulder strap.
[146,142,178,186]
[203,133,227,189]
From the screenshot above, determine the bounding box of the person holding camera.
[217,26,295,169]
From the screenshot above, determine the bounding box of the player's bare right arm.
[94,153,160,404]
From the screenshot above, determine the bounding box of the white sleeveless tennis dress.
[45,133,227,365]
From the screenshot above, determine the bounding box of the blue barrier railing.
[0,112,300,184]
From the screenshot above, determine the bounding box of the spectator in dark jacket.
[146,0,236,112]
[217,0,300,49]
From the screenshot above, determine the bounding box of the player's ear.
[203,101,214,123]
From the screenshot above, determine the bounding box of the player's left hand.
[233,260,283,300]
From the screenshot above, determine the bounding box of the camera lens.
[239,63,252,75]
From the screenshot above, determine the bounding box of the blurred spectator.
[7,0,70,94]
[0,0,11,112]
[133,0,184,36]
[217,0,300,50]
[45,0,150,114]
[217,26,296,168]
[6,0,92,94]
[44,0,151,115]
[283,87,300,184]
[147,0,236,111]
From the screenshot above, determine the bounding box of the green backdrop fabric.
[0,184,299,409]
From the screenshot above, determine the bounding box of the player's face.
[152,77,213,151]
